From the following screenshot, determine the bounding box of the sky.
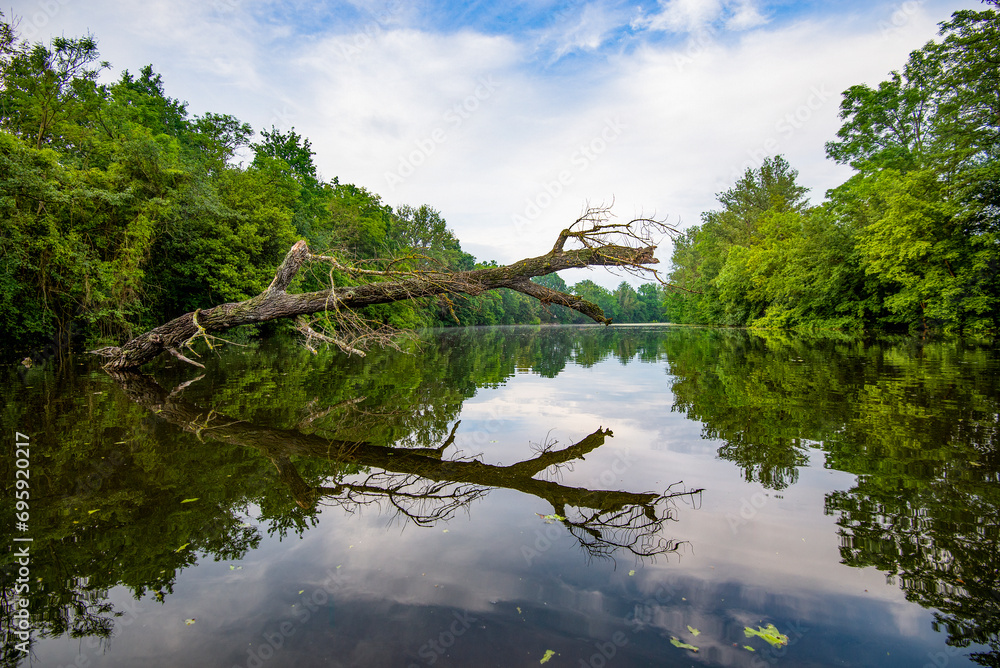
[7,0,982,287]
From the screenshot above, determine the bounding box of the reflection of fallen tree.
[112,372,701,560]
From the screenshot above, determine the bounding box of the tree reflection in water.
[114,371,700,563]
[0,336,700,664]
[664,329,1000,665]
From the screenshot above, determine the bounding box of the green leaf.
[540,649,556,663]
[541,514,566,521]
[180,498,199,503]
[744,645,755,652]
[174,543,190,553]
[670,637,699,652]
[687,625,700,636]
[744,624,788,647]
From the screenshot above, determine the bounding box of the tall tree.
[825,7,1000,331]
[666,156,813,326]
[0,30,106,150]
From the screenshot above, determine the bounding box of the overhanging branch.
[91,207,675,371]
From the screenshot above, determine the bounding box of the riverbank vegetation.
[665,8,999,334]
[2,7,997,358]
[0,11,672,357]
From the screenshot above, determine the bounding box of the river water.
[2,325,998,667]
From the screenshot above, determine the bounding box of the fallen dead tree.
[91,206,675,371]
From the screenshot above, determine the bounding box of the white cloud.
[535,1,631,59]
[635,0,768,34]
[727,0,768,30]
[7,0,971,286]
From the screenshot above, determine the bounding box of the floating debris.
[744,624,788,647]
[670,637,699,652]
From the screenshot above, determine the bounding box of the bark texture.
[92,237,659,370]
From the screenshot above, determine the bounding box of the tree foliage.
[0,16,674,359]
[666,8,1000,333]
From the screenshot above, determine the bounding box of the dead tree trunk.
[91,211,670,371]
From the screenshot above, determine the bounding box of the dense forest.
[665,7,1000,334]
[2,7,998,359]
[0,12,669,357]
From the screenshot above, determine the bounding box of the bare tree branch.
[110,372,698,560]
[91,207,677,371]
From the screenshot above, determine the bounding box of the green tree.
[326,182,394,257]
[823,8,1000,332]
[571,280,619,322]
[149,161,299,314]
[0,30,107,150]
[392,204,456,250]
[635,284,662,322]
[109,65,188,139]
[666,156,813,326]
[824,52,941,171]
[613,282,641,322]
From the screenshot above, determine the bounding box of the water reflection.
[113,371,699,562]
[663,329,1000,665]
[2,325,998,666]
[0,326,698,664]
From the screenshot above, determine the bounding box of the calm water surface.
[2,325,998,667]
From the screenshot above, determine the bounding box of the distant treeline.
[664,8,999,334]
[0,12,670,355]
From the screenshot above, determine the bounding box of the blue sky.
[9,0,980,286]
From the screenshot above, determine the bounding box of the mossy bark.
[94,240,658,370]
